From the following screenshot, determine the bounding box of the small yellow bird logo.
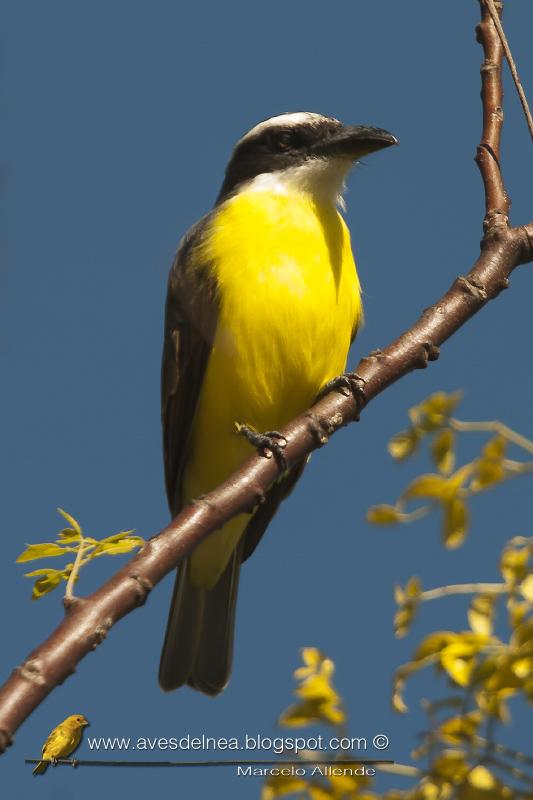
[33,714,89,775]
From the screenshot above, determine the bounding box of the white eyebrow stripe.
[238,112,339,144]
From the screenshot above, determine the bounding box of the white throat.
[241,157,353,210]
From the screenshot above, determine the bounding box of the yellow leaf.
[392,677,408,714]
[394,577,422,638]
[511,657,533,680]
[262,773,309,799]
[520,574,533,602]
[438,711,481,744]
[409,391,463,432]
[296,673,338,703]
[475,689,513,722]
[294,648,332,681]
[403,474,451,502]
[391,661,427,713]
[523,677,533,698]
[511,618,533,649]
[468,765,495,789]
[507,598,529,629]
[472,459,505,490]
[320,657,335,680]
[449,462,476,490]
[482,435,507,461]
[394,584,405,604]
[388,428,419,460]
[443,497,468,548]
[432,749,469,782]
[57,508,82,535]
[432,429,455,475]
[468,594,496,636]
[57,528,82,542]
[328,769,370,794]
[415,632,456,661]
[92,537,145,556]
[98,530,137,544]
[406,576,422,597]
[319,701,345,727]
[307,785,334,800]
[278,701,318,727]
[475,652,527,694]
[280,698,344,728]
[16,542,70,562]
[457,766,507,799]
[302,647,321,668]
[366,505,402,525]
[417,781,440,800]
[500,547,529,585]
[24,568,68,599]
[394,605,416,639]
[24,567,57,576]
[283,649,345,728]
[440,642,479,687]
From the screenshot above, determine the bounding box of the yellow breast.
[200,190,360,423]
[184,188,362,586]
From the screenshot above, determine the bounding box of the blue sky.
[2,1,533,797]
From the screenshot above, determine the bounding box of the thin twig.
[501,460,533,475]
[64,537,87,600]
[484,0,533,142]
[474,736,533,768]
[420,583,507,602]
[487,755,533,787]
[450,417,533,454]
[394,506,432,524]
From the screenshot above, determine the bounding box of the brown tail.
[158,542,242,695]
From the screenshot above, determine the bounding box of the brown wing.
[41,727,61,757]
[241,460,307,562]
[162,214,219,516]
[162,212,312,560]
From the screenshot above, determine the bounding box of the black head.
[217,112,397,203]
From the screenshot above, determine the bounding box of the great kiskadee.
[159,112,397,694]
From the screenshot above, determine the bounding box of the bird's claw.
[316,372,367,409]
[236,423,288,471]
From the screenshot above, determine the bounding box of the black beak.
[313,125,398,159]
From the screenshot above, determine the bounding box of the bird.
[159,111,397,694]
[32,714,89,774]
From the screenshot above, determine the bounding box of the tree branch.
[1,0,532,757]
[476,0,509,224]
[485,0,533,142]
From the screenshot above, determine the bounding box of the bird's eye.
[276,131,294,151]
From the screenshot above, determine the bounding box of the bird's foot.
[316,372,367,415]
[71,758,79,768]
[235,423,288,471]
[51,757,58,767]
